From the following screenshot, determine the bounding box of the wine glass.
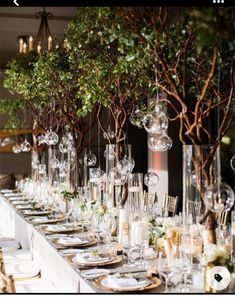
[91,215,104,250]
[156,254,175,293]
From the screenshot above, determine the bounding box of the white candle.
[23,42,27,54]
[131,220,147,246]
[29,36,33,51]
[37,44,41,54]
[118,209,129,245]
[48,36,52,51]
[19,38,23,53]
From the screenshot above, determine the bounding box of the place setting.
[67,249,123,269]
[41,222,82,234]
[53,233,97,250]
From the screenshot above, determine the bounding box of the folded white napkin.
[59,237,83,245]
[47,225,66,231]
[106,276,148,289]
[75,253,111,264]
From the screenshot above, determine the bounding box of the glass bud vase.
[106,144,132,208]
[182,145,220,229]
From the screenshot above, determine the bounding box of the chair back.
[218,210,228,226]
[162,194,178,217]
[0,248,15,293]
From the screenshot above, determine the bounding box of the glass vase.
[182,145,220,228]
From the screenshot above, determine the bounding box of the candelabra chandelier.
[18,8,55,54]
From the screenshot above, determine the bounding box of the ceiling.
[0,7,77,68]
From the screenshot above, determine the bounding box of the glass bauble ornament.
[230,155,235,171]
[90,168,106,183]
[103,126,115,140]
[21,140,31,152]
[191,170,207,188]
[59,137,73,153]
[158,133,173,151]
[117,156,135,173]
[130,108,145,129]
[204,182,235,213]
[143,112,168,134]
[109,167,127,185]
[13,144,21,154]
[144,171,159,187]
[45,130,59,146]
[84,151,97,166]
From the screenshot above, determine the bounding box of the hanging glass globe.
[20,140,31,152]
[90,168,106,183]
[109,167,127,185]
[158,133,173,151]
[13,144,21,154]
[130,108,146,129]
[45,130,59,146]
[144,171,159,187]
[143,112,168,134]
[191,170,207,188]
[117,156,135,173]
[204,182,235,213]
[84,151,97,166]
[230,155,235,171]
[103,126,115,140]
[59,137,73,153]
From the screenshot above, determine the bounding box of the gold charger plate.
[95,275,161,293]
[23,210,52,216]
[67,253,122,268]
[54,237,97,249]
[29,217,66,225]
[44,225,81,234]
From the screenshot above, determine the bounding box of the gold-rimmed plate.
[54,237,97,249]
[95,275,161,292]
[23,210,52,216]
[29,217,66,225]
[43,224,81,234]
[67,253,122,268]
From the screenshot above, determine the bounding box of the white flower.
[203,244,219,263]
[217,245,230,261]
[203,244,231,264]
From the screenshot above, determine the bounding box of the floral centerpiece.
[202,243,234,292]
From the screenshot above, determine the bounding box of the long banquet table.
[1,191,234,293]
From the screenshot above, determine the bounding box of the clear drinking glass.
[127,173,143,218]
[156,254,174,293]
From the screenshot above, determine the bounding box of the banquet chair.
[162,194,179,217]
[0,271,16,293]
[0,247,41,282]
[218,210,228,226]
[187,200,201,220]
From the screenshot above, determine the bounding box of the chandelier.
[18,8,55,54]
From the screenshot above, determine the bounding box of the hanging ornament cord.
[155,63,160,103]
[24,104,27,142]
[216,52,223,233]
[98,119,101,169]
[88,112,91,154]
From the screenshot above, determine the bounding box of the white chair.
[0,239,21,253]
